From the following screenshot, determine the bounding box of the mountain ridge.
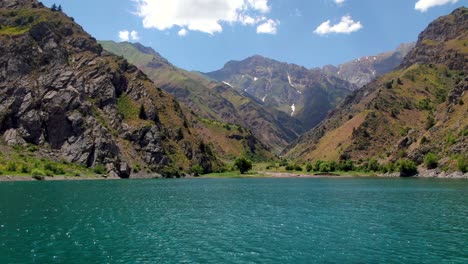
[284,7,467,173]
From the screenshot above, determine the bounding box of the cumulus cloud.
[415,0,459,12]
[334,0,345,4]
[130,30,140,40]
[256,19,279,34]
[134,0,277,35]
[119,30,130,41]
[118,30,140,41]
[178,28,188,36]
[314,15,363,35]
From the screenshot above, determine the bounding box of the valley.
[0,0,466,179]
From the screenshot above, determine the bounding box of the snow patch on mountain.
[287,73,295,88]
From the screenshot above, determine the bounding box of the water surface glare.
[0,178,467,263]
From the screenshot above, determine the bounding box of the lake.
[0,178,467,263]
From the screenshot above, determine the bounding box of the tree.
[58,5,62,12]
[234,157,252,174]
[51,4,57,11]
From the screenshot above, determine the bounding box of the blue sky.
[41,0,465,72]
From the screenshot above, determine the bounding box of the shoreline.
[1,170,466,182]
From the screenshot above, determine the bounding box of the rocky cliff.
[0,0,221,177]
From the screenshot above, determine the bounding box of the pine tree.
[58,5,62,12]
[51,4,57,11]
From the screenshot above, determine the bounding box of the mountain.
[323,43,415,89]
[99,41,303,153]
[0,0,222,177]
[203,55,354,130]
[284,7,467,172]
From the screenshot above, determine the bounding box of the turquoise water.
[0,178,467,263]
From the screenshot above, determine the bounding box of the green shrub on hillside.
[396,159,418,177]
[382,162,395,173]
[20,164,31,173]
[6,161,17,172]
[160,165,182,178]
[44,162,65,175]
[31,168,45,177]
[425,113,435,130]
[366,159,381,172]
[457,157,467,173]
[319,162,331,173]
[338,160,354,172]
[306,162,312,172]
[189,164,204,176]
[294,164,303,171]
[424,153,438,169]
[93,164,106,174]
[234,157,252,174]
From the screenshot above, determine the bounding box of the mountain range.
[100,39,413,148]
[0,0,466,178]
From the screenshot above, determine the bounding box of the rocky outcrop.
[0,1,221,177]
[401,8,468,72]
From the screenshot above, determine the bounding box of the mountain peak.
[130,42,159,56]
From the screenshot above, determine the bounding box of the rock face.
[0,0,221,177]
[284,7,467,171]
[401,8,467,72]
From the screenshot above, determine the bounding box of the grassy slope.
[286,65,466,172]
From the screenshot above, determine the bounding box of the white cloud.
[130,30,140,40]
[119,30,130,41]
[178,28,188,36]
[415,0,458,12]
[334,0,345,4]
[314,15,363,35]
[247,0,270,13]
[134,0,277,35]
[118,30,140,41]
[256,19,279,34]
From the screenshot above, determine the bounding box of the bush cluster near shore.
[0,145,93,178]
[267,153,467,177]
